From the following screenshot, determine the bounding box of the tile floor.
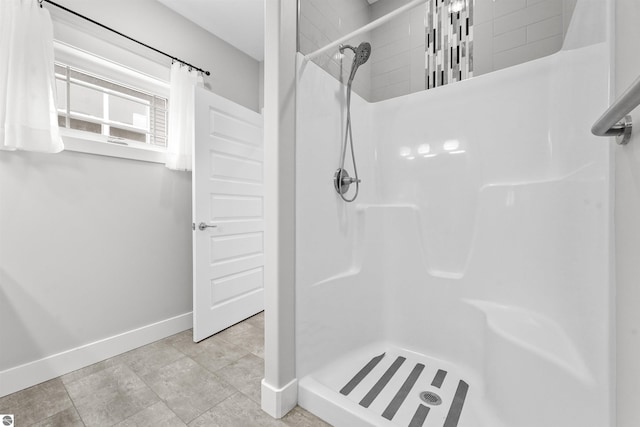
[0,312,331,427]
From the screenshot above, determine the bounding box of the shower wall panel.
[295,57,380,377]
[295,2,612,425]
[296,13,611,427]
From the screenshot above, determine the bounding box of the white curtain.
[165,63,203,171]
[0,0,63,153]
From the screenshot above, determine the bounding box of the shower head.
[339,42,372,66]
[354,42,371,67]
[339,42,372,85]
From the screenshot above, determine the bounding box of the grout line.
[188,350,244,378]
[371,27,414,50]
[61,361,127,389]
[130,355,192,425]
[493,32,562,56]
[494,12,564,38]
[370,47,416,66]
[371,67,411,86]
[60,359,117,388]
[373,80,411,95]
[371,58,412,76]
[187,390,243,425]
[61,381,87,427]
[237,389,262,407]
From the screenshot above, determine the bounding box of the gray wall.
[0,0,260,383]
[615,1,640,425]
[52,0,260,112]
[0,151,192,371]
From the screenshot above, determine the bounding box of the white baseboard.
[261,377,298,418]
[0,312,192,398]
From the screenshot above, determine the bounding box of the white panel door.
[193,87,264,342]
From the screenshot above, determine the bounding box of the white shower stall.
[294,0,614,426]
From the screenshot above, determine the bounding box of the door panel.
[193,87,264,342]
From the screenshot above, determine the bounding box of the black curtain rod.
[41,0,211,76]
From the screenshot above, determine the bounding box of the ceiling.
[158,0,265,62]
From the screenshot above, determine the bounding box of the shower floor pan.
[299,345,483,427]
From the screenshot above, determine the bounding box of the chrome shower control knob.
[334,168,360,195]
[342,176,361,185]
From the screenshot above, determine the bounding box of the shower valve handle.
[334,168,361,196]
[342,176,361,185]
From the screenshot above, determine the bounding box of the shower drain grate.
[419,391,443,406]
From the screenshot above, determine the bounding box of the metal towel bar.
[591,75,640,145]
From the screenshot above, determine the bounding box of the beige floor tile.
[281,406,333,427]
[0,379,74,426]
[214,354,263,404]
[61,357,121,386]
[164,330,249,372]
[216,322,264,359]
[114,401,187,427]
[188,392,286,427]
[162,330,198,353]
[0,315,330,427]
[244,311,265,330]
[117,340,185,377]
[65,364,159,426]
[31,406,85,427]
[191,339,250,373]
[141,357,236,423]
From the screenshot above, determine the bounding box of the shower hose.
[337,73,360,203]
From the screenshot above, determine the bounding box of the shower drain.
[419,391,443,406]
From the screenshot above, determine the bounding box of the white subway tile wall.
[298,0,577,101]
[474,0,577,76]
[370,0,426,101]
[298,0,372,100]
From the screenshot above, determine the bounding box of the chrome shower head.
[354,42,371,67]
[339,42,372,67]
[340,42,372,85]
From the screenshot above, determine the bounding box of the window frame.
[53,41,171,164]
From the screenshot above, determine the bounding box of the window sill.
[61,129,167,164]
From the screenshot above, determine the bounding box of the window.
[55,63,168,149]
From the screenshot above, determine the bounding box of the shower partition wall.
[295,1,614,426]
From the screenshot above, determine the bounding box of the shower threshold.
[299,344,484,427]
